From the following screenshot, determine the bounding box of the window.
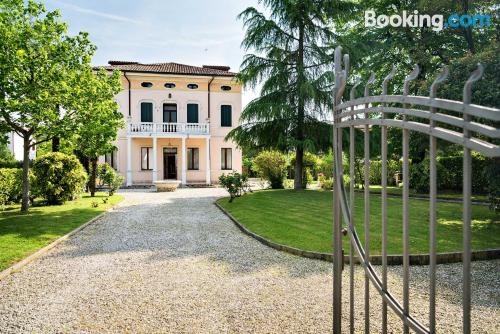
[187,148,199,170]
[141,82,153,88]
[221,105,232,127]
[141,102,153,122]
[141,147,153,170]
[221,148,232,170]
[105,151,117,170]
[164,83,176,88]
[221,85,231,91]
[187,83,198,89]
[163,103,177,123]
[187,104,199,123]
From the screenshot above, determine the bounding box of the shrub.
[409,154,491,194]
[318,174,349,191]
[484,158,500,212]
[252,150,288,189]
[319,176,333,190]
[219,171,248,202]
[317,152,334,178]
[32,153,88,204]
[283,179,294,189]
[97,163,124,196]
[0,168,23,205]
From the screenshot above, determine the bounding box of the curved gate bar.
[336,106,500,138]
[335,119,500,157]
[332,46,500,334]
[336,95,500,121]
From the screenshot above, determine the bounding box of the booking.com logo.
[365,10,491,32]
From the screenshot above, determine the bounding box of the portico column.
[126,136,132,186]
[205,137,211,185]
[181,136,187,185]
[152,136,158,182]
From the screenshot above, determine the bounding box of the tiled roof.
[94,61,236,77]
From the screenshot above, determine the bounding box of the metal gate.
[332,46,500,333]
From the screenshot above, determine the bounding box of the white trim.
[152,137,158,182]
[181,137,186,185]
[206,137,211,185]
[126,136,132,186]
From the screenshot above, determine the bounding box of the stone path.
[0,188,498,333]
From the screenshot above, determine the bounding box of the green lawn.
[217,189,499,255]
[0,193,123,271]
[364,185,489,202]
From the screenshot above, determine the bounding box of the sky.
[44,0,260,106]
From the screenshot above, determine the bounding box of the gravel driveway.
[0,188,498,333]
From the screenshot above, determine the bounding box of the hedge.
[0,168,23,204]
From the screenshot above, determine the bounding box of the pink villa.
[95,61,242,186]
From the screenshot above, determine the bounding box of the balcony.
[127,122,210,136]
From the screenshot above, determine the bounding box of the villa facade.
[96,61,242,186]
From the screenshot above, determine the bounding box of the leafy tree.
[336,0,498,159]
[75,68,124,197]
[228,0,354,190]
[0,0,95,211]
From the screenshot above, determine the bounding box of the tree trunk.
[462,0,475,54]
[21,135,31,212]
[294,22,305,190]
[89,157,98,197]
[52,137,60,152]
[294,148,304,189]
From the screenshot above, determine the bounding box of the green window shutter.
[221,105,232,127]
[141,102,153,122]
[187,104,199,123]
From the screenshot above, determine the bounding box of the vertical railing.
[428,65,449,333]
[381,65,396,333]
[402,65,419,334]
[332,46,347,334]
[363,72,375,334]
[348,79,360,334]
[461,64,484,334]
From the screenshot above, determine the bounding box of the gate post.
[332,46,347,334]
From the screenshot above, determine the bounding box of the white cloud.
[49,0,144,25]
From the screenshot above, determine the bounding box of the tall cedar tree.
[0,0,95,211]
[227,0,354,189]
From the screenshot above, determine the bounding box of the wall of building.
[112,71,243,184]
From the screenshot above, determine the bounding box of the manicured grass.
[217,189,499,255]
[0,193,123,271]
[364,185,489,202]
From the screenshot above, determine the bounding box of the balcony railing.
[127,122,210,135]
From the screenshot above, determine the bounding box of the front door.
[163,147,177,179]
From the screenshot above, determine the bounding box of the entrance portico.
[125,122,211,186]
